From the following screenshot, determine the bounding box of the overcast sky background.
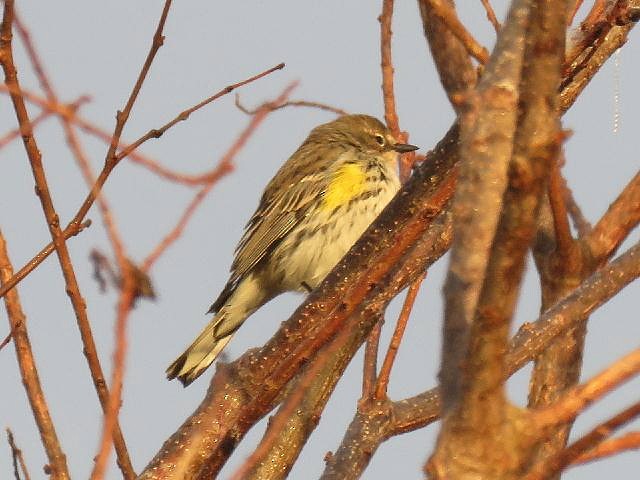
[1,1,639,479]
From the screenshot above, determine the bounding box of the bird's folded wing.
[230,176,324,281]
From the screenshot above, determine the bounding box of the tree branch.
[0,232,69,479]
[417,0,477,113]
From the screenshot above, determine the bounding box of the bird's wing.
[229,173,325,282]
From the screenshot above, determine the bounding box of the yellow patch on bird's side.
[323,163,368,211]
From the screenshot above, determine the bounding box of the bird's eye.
[374,134,385,146]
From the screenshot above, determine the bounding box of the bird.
[166,114,418,386]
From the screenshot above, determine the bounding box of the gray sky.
[1,1,639,478]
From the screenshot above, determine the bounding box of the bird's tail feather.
[167,273,266,386]
[166,312,234,386]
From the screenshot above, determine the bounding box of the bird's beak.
[392,143,419,153]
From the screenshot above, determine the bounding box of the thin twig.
[89,279,135,480]
[0,220,91,299]
[563,177,592,236]
[115,62,285,163]
[141,83,298,272]
[525,401,640,479]
[424,0,490,64]
[0,95,89,151]
[532,348,640,430]
[480,0,501,31]
[362,322,382,399]
[12,8,137,476]
[379,0,418,182]
[569,0,585,25]
[380,0,400,136]
[571,431,640,465]
[0,328,13,350]
[0,62,285,301]
[0,232,69,479]
[0,84,217,185]
[88,4,174,476]
[585,171,640,262]
[374,274,425,399]
[6,429,31,480]
[235,94,346,116]
[105,0,173,162]
[360,0,399,400]
[548,153,576,262]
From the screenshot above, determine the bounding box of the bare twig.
[0,95,88,149]
[380,0,400,135]
[235,94,346,116]
[585,171,640,262]
[532,349,640,430]
[379,0,417,181]
[6,429,31,480]
[424,0,490,64]
[0,330,11,350]
[105,0,173,162]
[0,61,285,301]
[361,0,397,400]
[362,321,382,399]
[563,177,592,236]
[417,0,477,114]
[526,396,640,479]
[548,154,576,262]
[0,219,91,299]
[571,431,640,465]
[0,232,69,479]
[0,83,220,185]
[115,62,285,163]
[90,277,136,480]
[141,83,298,273]
[569,0,586,25]
[374,274,425,399]
[480,0,501,31]
[366,1,421,395]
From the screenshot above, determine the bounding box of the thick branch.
[417,0,477,113]
[438,0,530,414]
[430,1,568,477]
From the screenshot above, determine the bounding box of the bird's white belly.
[274,179,399,291]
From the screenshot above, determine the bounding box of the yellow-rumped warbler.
[167,114,418,385]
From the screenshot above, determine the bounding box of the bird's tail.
[166,313,234,386]
[166,274,266,386]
